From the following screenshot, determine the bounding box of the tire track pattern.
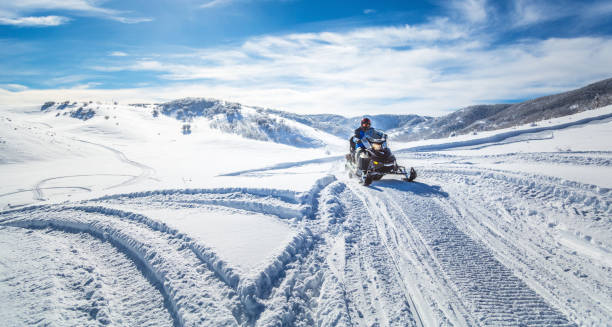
[1,208,242,326]
[420,165,612,325]
[0,226,175,326]
[0,177,338,326]
[339,183,422,327]
[390,189,576,326]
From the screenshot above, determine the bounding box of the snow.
[0,226,174,326]
[1,100,611,326]
[103,206,298,273]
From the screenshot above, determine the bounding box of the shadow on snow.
[366,179,449,198]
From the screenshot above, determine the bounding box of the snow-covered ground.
[0,102,610,326]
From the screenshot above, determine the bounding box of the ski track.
[29,137,155,202]
[2,150,611,325]
[442,151,612,167]
[74,139,156,188]
[2,186,91,199]
[31,174,135,201]
[399,112,612,153]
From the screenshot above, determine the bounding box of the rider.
[349,117,386,162]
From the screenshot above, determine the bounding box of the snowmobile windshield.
[367,135,386,144]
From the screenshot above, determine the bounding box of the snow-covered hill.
[37,99,345,150]
[264,110,431,140]
[158,98,337,148]
[32,77,612,150]
[392,77,612,141]
[263,77,612,142]
[1,96,611,325]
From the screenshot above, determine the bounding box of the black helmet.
[361,117,371,127]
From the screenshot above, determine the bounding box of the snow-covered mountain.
[3,74,612,326]
[264,110,431,139]
[392,77,612,140]
[262,77,612,142]
[156,99,430,145]
[38,98,343,149]
[2,99,611,326]
[157,98,336,148]
[36,77,612,149]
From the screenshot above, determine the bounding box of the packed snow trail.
[1,153,610,325]
[219,150,609,325]
[0,179,337,326]
[351,180,573,325]
[0,226,175,326]
[420,163,611,325]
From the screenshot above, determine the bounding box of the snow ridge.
[158,98,326,148]
[0,226,175,326]
[68,205,243,289]
[400,111,612,153]
[417,160,611,324]
[0,175,339,325]
[1,211,221,326]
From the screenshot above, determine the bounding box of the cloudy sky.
[1,0,611,116]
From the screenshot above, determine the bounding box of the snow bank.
[400,111,612,153]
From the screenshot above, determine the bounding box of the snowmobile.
[345,135,416,186]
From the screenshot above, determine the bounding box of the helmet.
[361,117,371,127]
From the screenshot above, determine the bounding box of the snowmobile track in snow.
[0,226,175,326]
[1,206,242,326]
[420,163,611,325]
[2,149,610,326]
[31,174,135,201]
[28,138,156,202]
[1,177,337,326]
[385,185,574,326]
[74,139,156,188]
[211,151,605,325]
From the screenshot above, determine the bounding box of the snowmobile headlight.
[372,143,382,151]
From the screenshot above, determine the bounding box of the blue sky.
[1,0,612,116]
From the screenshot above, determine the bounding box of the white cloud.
[363,9,376,15]
[200,0,235,9]
[4,1,612,116]
[110,16,153,24]
[1,0,118,15]
[0,15,69,26]
[446,0,488,24]
[109,51,128,57]
[0,0,151,26]
[510,0,567,27]
[72,82,103,89]
[509,0,612,28]
[78,21,612,116]
[0,84,29,91]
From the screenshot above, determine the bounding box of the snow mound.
[158,98,329,148]
[41,101,96,120]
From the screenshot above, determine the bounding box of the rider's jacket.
[353,127,385,149]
